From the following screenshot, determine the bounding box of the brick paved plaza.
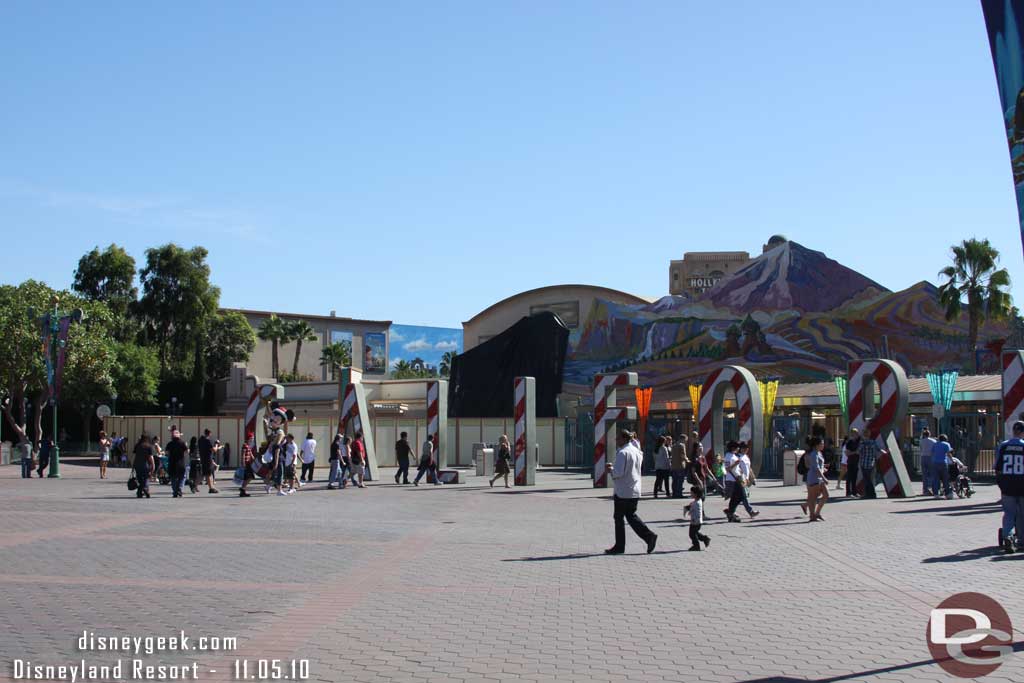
[1,460,1022,683]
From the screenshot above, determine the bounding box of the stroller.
[949,457,973,498]
[156,454,170,485]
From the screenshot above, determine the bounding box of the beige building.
[226,308,391,381]
[668,251,751,296]
[669,236,790,296]
[462,284,652,351]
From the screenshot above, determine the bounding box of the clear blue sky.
[2,1,1021,328]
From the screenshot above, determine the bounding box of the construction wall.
[104,415,566,468]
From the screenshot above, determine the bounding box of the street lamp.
[32,296,85,478]
[112,393,118,416]
[166,397,184,418]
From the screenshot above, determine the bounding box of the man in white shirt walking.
[605,429,658,555]
[299,432,317,484]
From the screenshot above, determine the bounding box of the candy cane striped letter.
[593,372,638,488]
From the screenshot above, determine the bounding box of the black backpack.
[797,453,808,476]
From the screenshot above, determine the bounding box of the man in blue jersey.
[995,420,1024,554]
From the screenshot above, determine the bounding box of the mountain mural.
[703,240,888,313]
[562,238,1018,392]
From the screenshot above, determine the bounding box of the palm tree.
[439,351,456,377]
[320,341,352,410]
[287,320,318,376]
[938,238,1013,372]
[392,360,413,379]
[257,314,289,378]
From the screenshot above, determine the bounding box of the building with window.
[669,251,751,296]
[462,284,653,352]
[668,235,791,296]
[224,308,391,381]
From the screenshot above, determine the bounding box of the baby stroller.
[949,458,973,498]
[156,454,170,485]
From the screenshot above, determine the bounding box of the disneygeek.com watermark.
[927,592,1015,678]
[10,630,238,681]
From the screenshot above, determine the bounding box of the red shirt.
[350,439,365,465]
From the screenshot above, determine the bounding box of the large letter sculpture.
[244,381,284,450]
[847,359,912,498]
[339,382,379,481]
[425,379,453,482]
[697,366,763,474]
[593,372,638,488]
[1002,350,1024,438]
[514,376,537,486]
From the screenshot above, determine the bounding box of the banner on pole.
[982,0,1024,257]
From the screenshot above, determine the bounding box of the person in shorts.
[349,433,366,488]
[198,429,219,494]
[803,436,829,521]
[282,433,299,494]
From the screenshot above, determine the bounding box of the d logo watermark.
[927,593,1013,678]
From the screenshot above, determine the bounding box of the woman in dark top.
[133,435,154,498]
[489,434,513,488]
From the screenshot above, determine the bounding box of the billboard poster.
[329,329,353,366]
[389,324,463,377]
[982,0,1024,257]
[363,332,387,374]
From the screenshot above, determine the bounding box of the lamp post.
[112,393,118,417]
[36,296,85,478]
[166,397,184,418]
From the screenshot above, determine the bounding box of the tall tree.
[257,314,289,379]
[0,281,51,443]
[72,244,137,314]
[135,244,220,377]
[205,312,257,380]
[286,320,318,376]
[439,351,456,377]
[938,237,1013,372]
[110,341,160,407]
[320,341,352,410]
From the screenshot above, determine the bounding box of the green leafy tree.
[286,320,318,377]
[110,341,160,407]
[0,281,52,442]
[135,244,220,377]
[60,301,116,445]
[938,238,1013,371]
[392,359,413,379]
[206,312,257,380]
[257,314,289,379]
[320,341,352,407]
[439,351,456,377]
[72,244,137,340]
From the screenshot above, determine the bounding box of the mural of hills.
[703,240,888,313]
[563,239,1016,392]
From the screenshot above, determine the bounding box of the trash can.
[475,446,494,477]
[0,441,10,465]
[783,449,804,486]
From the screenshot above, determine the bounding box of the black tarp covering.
[447,312,569,418]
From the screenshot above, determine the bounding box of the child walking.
[688,486,711,551]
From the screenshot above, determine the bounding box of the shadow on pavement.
[503,549,687,561]
[923,546,1024,563]
[889,501,1000,515]
[740,641,1024,682]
